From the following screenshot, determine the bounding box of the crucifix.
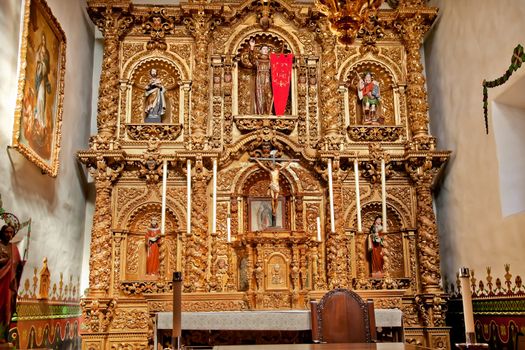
[250,150,299,227]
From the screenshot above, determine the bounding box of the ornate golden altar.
[79,0,451,349]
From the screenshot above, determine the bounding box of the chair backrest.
[311,288,376,343]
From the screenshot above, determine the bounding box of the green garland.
[483,44,524,134]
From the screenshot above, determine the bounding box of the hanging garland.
[483,44,524,134]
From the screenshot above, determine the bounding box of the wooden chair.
[311,288,377,343]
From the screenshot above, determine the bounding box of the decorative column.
[395,8,437,141]
[323,158,350,289]
[87,1,133,144]
[316,19,343,150]
[406,155,444,294]
[86,156,124,296]
[184,9,217,149]
[185,156,210,292]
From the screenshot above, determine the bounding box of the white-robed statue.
[144,68,166,123]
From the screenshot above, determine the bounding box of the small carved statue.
[357,71,382,125]
[368,216,384,278]
[145,218,161,275]
[144,68,166,123]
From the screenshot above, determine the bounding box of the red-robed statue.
[0,224,24,344]
[146,218,161,276]
[367,216,384,278]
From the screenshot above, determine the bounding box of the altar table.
[155,309,403,348]
[156,309,403,331]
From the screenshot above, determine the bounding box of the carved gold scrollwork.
[347,126,404,142]
[141,7,175,51]
[234,116,298,134]
[126,123,183,141]
[80,298,117,333]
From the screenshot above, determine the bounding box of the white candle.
[316,217,321,242]
[226,215,231,243]
[212,159,217,233]
[459,267,476,337]
[186,159,191,235]
[381,158,387,233]
[327,159,335,233]
[354,159,362,232]
[161,160,167,236]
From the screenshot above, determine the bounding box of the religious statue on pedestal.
[144,68,166,123]
[357,71,383,125]
[367,216,384,278]
[145,218,161,275]
[240,38,273,115]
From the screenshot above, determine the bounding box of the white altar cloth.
[156,309,402,331]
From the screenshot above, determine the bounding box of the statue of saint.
[240,38,273,115]
[145,218,161,275]
[144,68,166,123]
[0,224,24,344]
[367,216,384,278]
[357,71,382,125]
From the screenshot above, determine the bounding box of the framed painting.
[12,0,66,177]
[248,197,286,231]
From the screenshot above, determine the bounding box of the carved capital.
[80,298,117,333]
[87,2,134,40]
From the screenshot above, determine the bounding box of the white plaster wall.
[0,0,94,294]
[492,102,525,218]
[425,0,525,284]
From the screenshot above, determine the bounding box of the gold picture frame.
[12,0,66,177]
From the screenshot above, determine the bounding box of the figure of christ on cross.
[252,151,297,223]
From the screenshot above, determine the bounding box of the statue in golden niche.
[144,68,166,123]
[145,218,161,275]
[357,71,383,125]
[240,38,273,115]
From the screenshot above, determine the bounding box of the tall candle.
[354,159,362,232]
[226,215,231,243]
[381,158,387,233]
[186,159,191,235]
[459,267,476,342]
[327,159,335,233]
[161,160,167,236]
[316,217,321,242]
[212,159,217,233]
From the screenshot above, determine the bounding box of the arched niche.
[127,58,182,124]
[234,33,297,116]
[343,60,399,126]
[123,202,181,281]
[239,166,294,232]
[356,202,407,279]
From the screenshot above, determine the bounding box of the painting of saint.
[12,0,66,177]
